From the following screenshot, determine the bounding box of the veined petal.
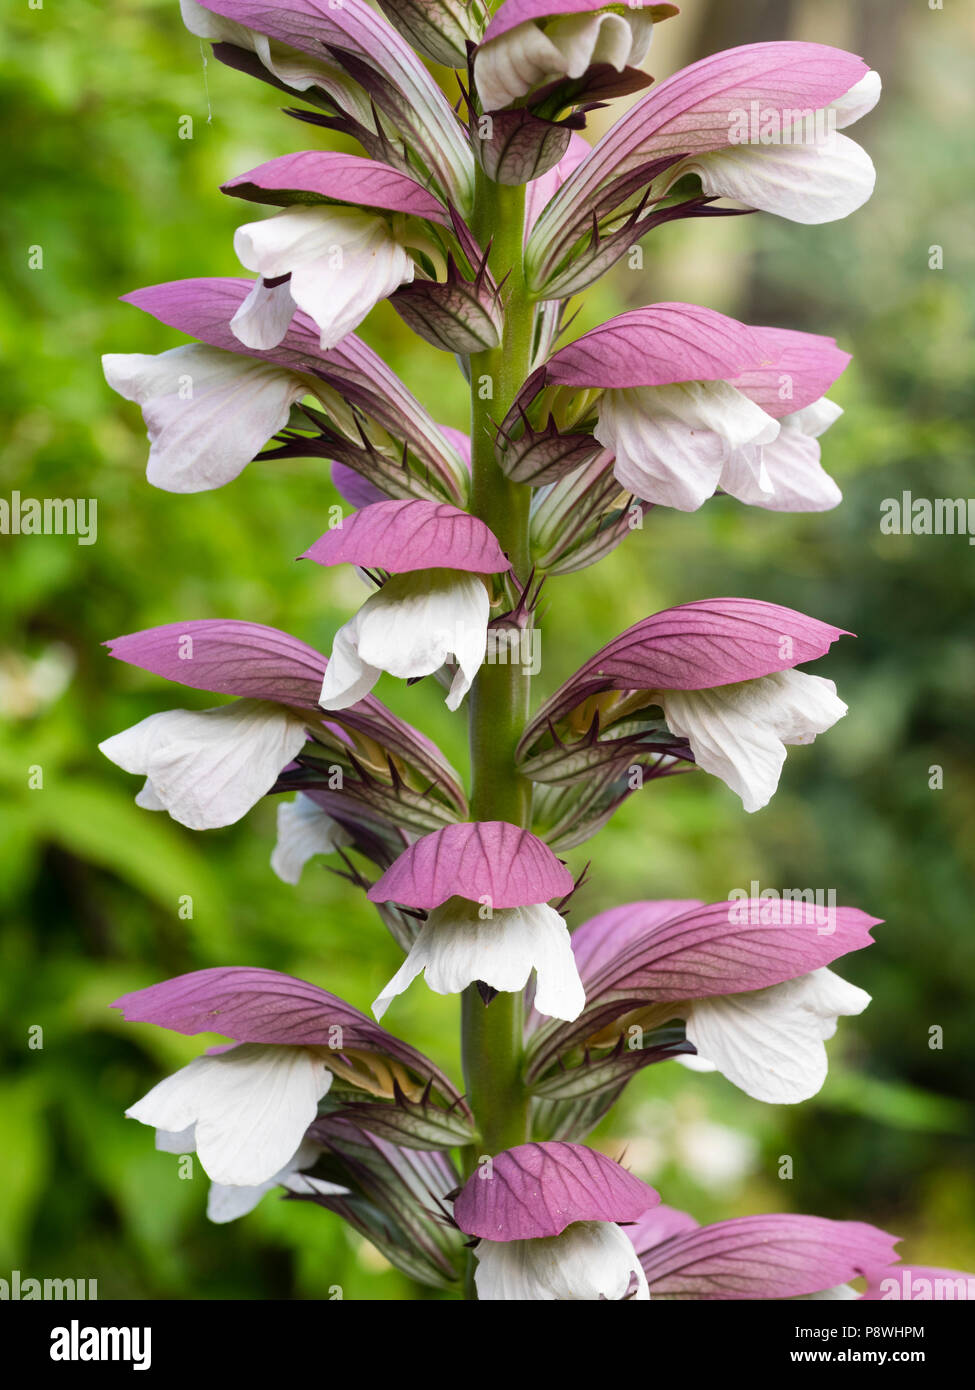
[126,1043,334,1186]
[270,793,354,885]
[598,381,779,512]
[474,1221,649,1301]
[684,967,871,1103]
[233,206,414,350]
[319,571,489,712]
[657,669,847,812]
[373,900,585,1022]
[686,133,876,225]
[102,345,308,493]
[99,700,309,830]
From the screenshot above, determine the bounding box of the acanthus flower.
[525,898,878,1113]
[114,966,468,1191]
[104,277,469,500]
[526,42,880,296]
[542,304,851,513]
[366,821,584,1021]
[305,499,510,711]
[222,152,453,351]
[519,597,849,815]
[99,618,467,833]
[452,1141,659,1300]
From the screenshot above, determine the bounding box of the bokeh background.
[2,0,973,1298]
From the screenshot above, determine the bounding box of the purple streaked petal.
[222,151,450,224]
[730,327,852,419]
[545,304,776,389]
[569,900,704,984]
[105,619,329,709]
[483,0,678,44]
[301,500,510,574]
[120,278,468,499]
[367,821,574,909]
[626,1203,701,1250]
[579,899,880,1002]
[112,966,463,1102]
[453,1141,659,1238]
[524,598,850,736]
[634,1214,899,1298]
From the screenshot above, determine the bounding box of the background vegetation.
[1,0,973,1298]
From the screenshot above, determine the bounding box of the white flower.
[474,1221,649,1300]
[474,11,655,113]
[679,71,882,224]
[232,205,415,351]
[319,569,490,712]
[127,1043,334,1186]
[155,1129,346,1223]
[656,669,848,812]
[372,899,585,1023]
[683,968,871,1104]
[270,793,354,884]
[99,699,309,830]
[102,345,311,493]
[597,380,781,511]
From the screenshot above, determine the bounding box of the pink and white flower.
[453,1141,659,1300]
[367,821,584,1021]
[545,305,852,514]
[305,500,510,711]
[523,597,850,812]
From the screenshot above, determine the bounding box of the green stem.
[461,169,536,1180]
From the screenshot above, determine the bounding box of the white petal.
[684,968,871,1103]
[687,133,876,224]
[233,206,413,350]
[474,13,653,112]
[373,901,585,1022]
[720,427,842,512]
[126,1044,333,1186]
[321,571,489,712]
[830,71,882,129]
[155,1124,197,1154]
[102,345,307,492]
[205,1138,344,1223]
[100,700,309,830]
[790,397,844,439]
[474,1222,649,1301]
[270,793,353,884]
[658,670,847,813]
[317,624,384,711]
[599,382,779,511]
[229,278,298,350]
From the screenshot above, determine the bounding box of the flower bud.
[391,256,504,354]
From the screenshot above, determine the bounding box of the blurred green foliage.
[1,0,973,1298]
